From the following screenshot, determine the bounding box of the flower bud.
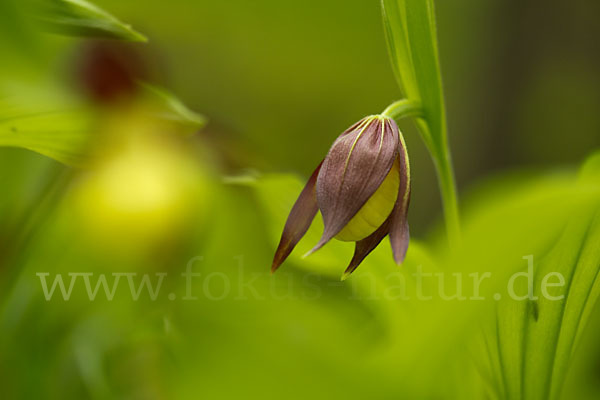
[272,115,411,278]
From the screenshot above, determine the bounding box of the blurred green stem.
[383,99,461,247]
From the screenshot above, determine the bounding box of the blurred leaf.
[139,82,207,135]
[0,78,205,166]
[579,150,600,181]
[0,0,39,63]
[456,151,600,400]
[0,82,95,166]
[34,0,147,42]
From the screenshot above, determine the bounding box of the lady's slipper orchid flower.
[272,115,411,279]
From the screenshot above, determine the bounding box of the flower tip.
[390,228,410,266]
[393,255,405,266]
[340,271,352,281]
[302,237,329,259]
[301,248,315,259]
[270,260,281,274]
[392,245,408,266]
[271,250,287,273]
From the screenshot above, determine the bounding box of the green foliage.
[252,149,600,399]
[381,0,445,152]
[34,0,147,41]
[0,81,95,166]
[455,154,600,400]
[0,81,206,166]
[495,161,600,400]
[139,83,207,135]
[0,0,203,166]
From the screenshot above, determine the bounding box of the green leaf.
[139,83,207,135]
[380,0,419,100]
[381,0,446,153]
[403,0,446,151]
[34,0,147,42]
[0,80,206,166]
[495,205,600,400]
[579,149,600,181]
[454,152,600,400]
[0,82,95,166]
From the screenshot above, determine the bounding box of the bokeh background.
[97,0,600,232]
[1,0,600,399]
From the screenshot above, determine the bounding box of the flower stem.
[381,99,423,120]
[432,143,461,247]
[382,99,461,247]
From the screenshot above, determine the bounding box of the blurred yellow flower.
[70,108,211,255]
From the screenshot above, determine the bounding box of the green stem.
[381,99,423,120]
[433,143,461,247]
[382,99,461,247]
